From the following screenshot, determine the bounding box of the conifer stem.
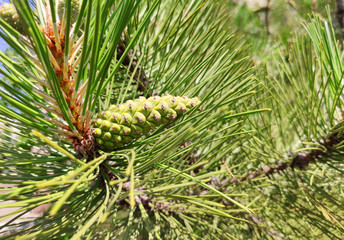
[236,127,344,183]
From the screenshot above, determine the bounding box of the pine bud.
[0,3,25,35]
[58,0,80,24]
[92,95,201,151]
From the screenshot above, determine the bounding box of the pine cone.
[58,0,80,24]
[0,3,25,35]
[92,95,201,151]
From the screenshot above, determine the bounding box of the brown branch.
[234,161,288,184]
[236,127,344,184]
[290,129,343,169]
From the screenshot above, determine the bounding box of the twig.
[221,162,236,179]
[234,162,288,184]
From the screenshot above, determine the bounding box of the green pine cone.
[92,95,201,151]
[58,0,80,24]
[0,3,25,34]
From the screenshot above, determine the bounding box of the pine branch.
[236,123,344,183]
[1,1,343,239]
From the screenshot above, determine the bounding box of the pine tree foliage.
[239,10,344,239]
[0,0,262,239]
[0,0,343,239]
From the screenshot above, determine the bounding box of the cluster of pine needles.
[0,0,343,239]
